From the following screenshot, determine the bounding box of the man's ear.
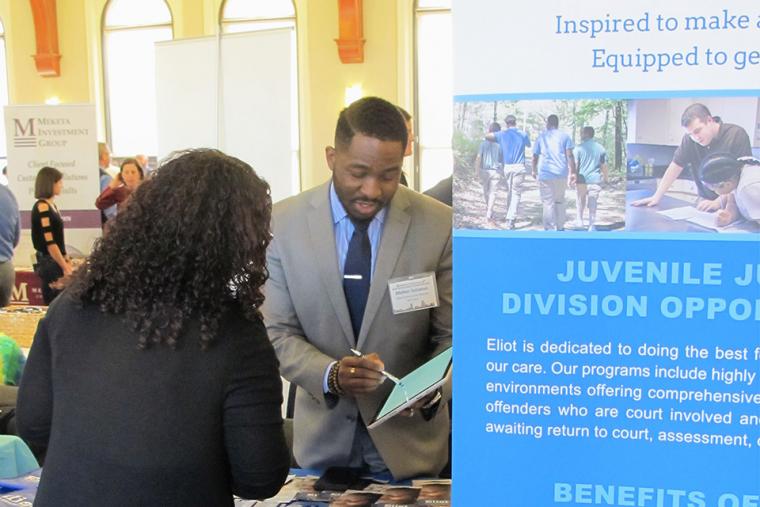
[325,146,336,172]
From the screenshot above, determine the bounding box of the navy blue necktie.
[343,218,372,340]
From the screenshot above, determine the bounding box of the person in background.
[486,115,531,229]
[631,103,752,210]
[0,333,26,386]
[98,143,117,224]
[0,167,8,186]
[699,153,760,227]
[263,97,451,480]
[0,184,20,307]
[573,126,608,231]
[397,106,413,187]
[532,114,576,231]
[475,122,504,221]
[423,175,453,207]
[95,158,145,217]
[398,105,453,206]
[31,167,71,305]
[135,154,151,175]
[17,149,289,506]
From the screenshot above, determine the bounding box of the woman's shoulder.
[32,199,48,212]
[218,304,272,354]
[36,290,96,336]
[44,289,88,316]
[220,304,266,339]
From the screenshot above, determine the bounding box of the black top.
[673,121,752,200]
[31,199,66,256]
[17,292,289,506]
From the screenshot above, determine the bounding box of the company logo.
[11,282,28,303]
[12,118,36,148]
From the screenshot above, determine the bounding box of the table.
[626,182,760,233]
[0,307,45,349]
[234,469,449,506]
[10,270,44,307]
[0,436,38,479]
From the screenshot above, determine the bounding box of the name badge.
[388,272,439,315]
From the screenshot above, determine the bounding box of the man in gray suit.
[263,97,451,479]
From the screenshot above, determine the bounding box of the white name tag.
[388,272,439,315]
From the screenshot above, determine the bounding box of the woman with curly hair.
[16,150,289,506]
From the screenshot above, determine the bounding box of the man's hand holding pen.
[337,352,386,396]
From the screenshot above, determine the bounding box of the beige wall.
[0,0,413,190]
[297,0,403,188]
[4,0,93,104]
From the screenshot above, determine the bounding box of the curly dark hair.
[69,149,272,349]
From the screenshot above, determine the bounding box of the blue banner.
[453,231,760,505]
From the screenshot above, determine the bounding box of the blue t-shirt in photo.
[534,128,574,180]
[494,128,531,165]
[478,140,502,171]
[574,139,606,184]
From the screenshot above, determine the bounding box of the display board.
[4,104,101,264]
[155,30,298,203]
[452,0,760,504]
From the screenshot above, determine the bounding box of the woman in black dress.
[31,166,71,304]
[17,150,289,506]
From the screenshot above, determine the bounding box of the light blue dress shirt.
[323,183,388,392]
[329,183,387,279]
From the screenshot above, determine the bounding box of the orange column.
[29,0,62,77]
[335,0,364,63]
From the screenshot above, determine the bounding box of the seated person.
[699,153,760,227]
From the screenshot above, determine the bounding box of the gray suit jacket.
[262,182,452,479]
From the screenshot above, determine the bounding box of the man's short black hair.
[582,126,595,139]
[488,122,501,133]
[681,103,712,127]
[504,115,517,126]
[396,106,412,122]
[335,97,408,150]
[547,115,559,128]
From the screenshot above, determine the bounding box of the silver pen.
[349,348,403,385]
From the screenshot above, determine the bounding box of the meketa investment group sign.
[5,104,101,260]
[452,0,759,505]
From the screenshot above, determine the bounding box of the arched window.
[414,0,452,191]
[221,0,300,191]
[0,19,9,162]
[221,0,295,33]
[102,0,172,157]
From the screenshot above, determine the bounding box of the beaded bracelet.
[328,362,344,395]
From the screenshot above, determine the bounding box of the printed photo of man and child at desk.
[453,97,760,234]
[627,98,760,234]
